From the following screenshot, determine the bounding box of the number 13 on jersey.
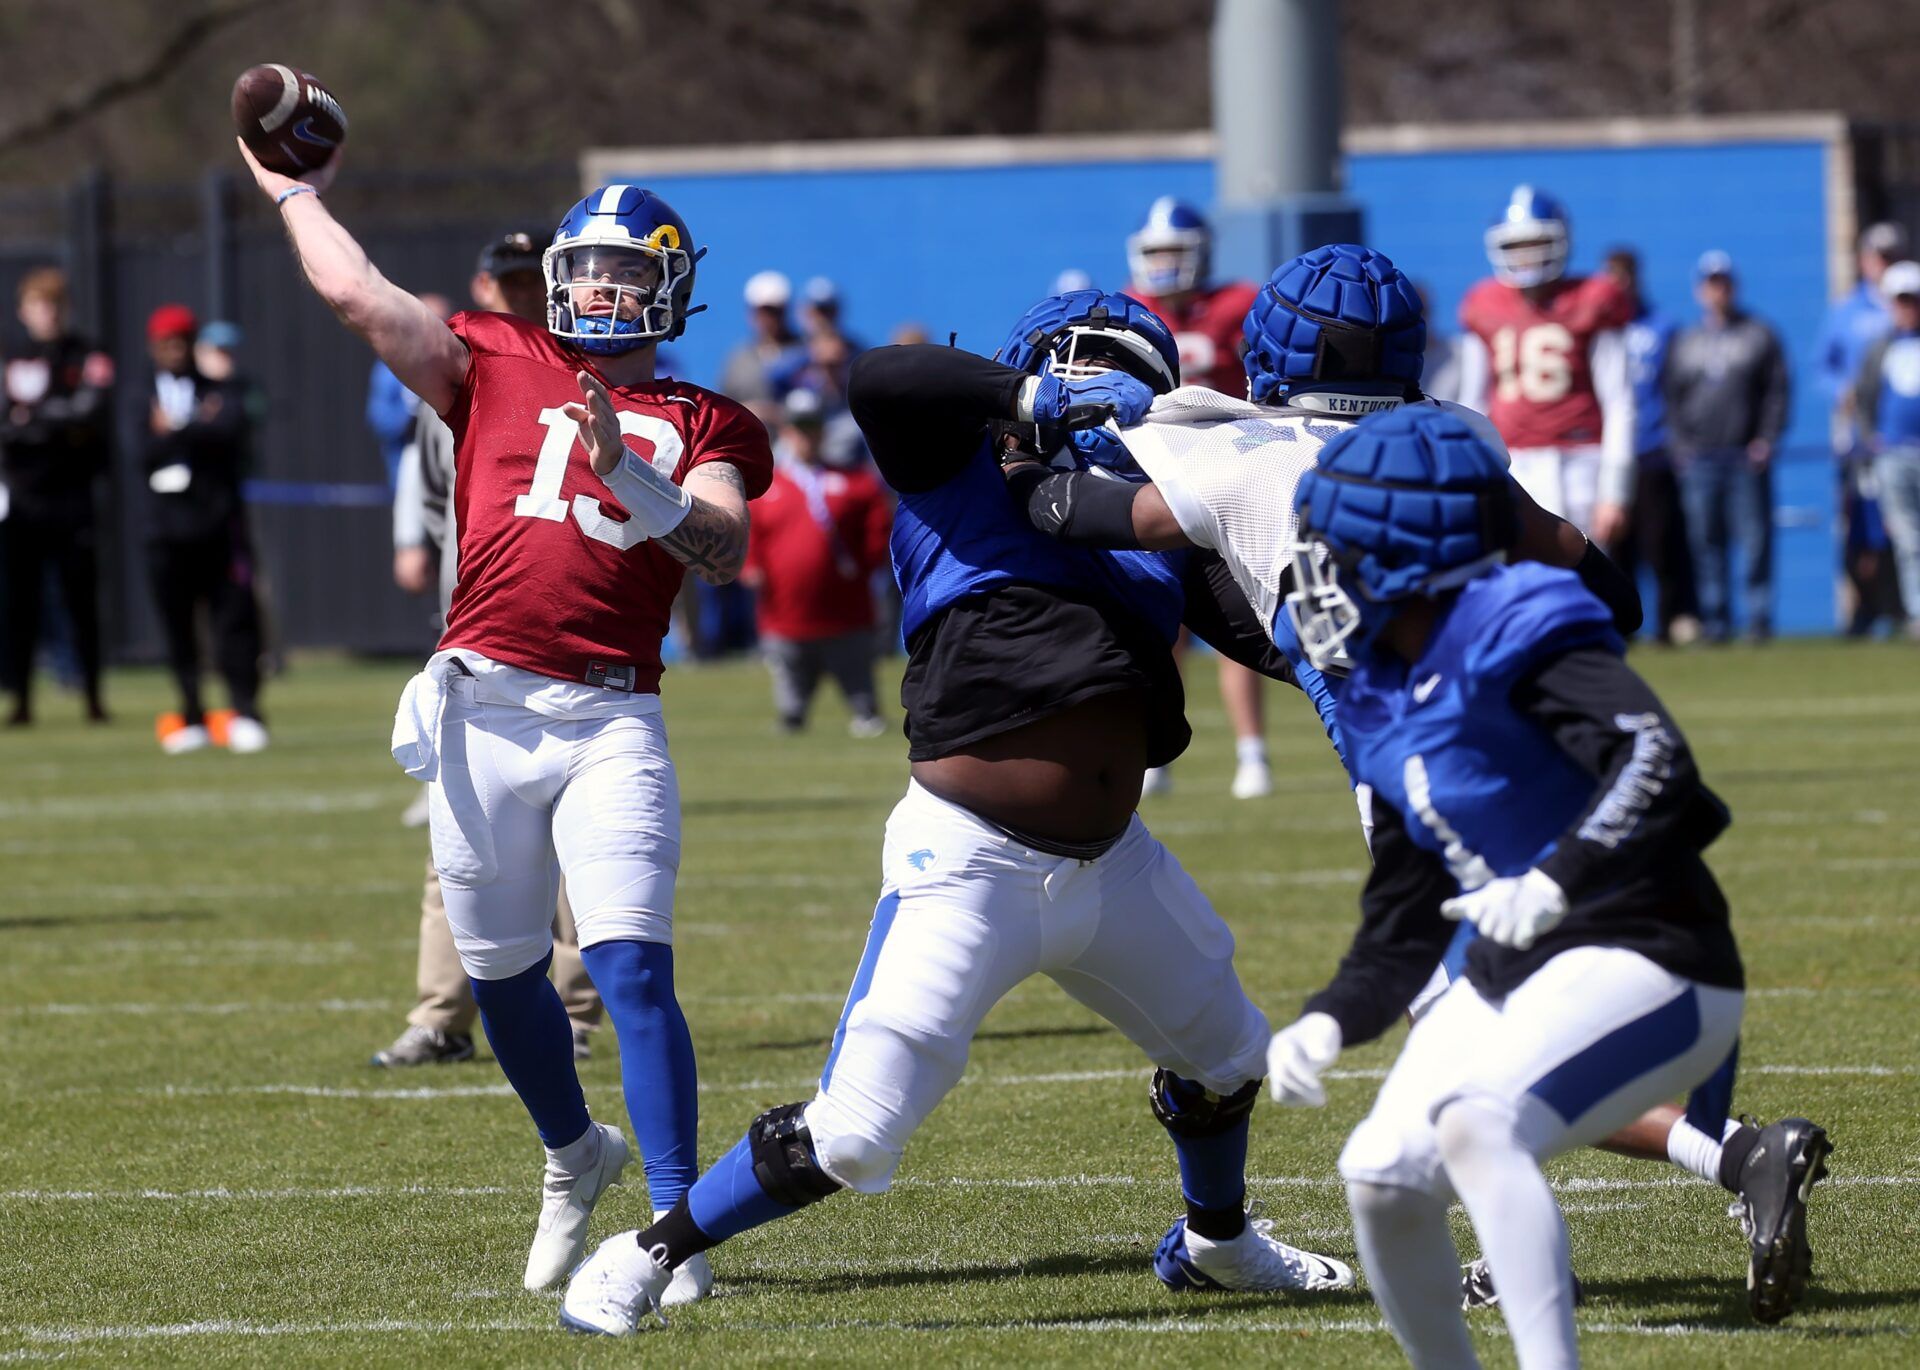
[514,407,684,550]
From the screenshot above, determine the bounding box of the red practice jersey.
[744,465,893,641]
[1127,281,1260,397]
[1459,274,1632,449]
[438,311,774,693]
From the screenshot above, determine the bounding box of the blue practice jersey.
[892,440,1188,646]
[1338,563,1622,881]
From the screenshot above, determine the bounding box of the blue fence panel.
[602,132,1840,631]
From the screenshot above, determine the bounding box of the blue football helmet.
[1285,406,1516,669]
[544,185,705,353]
[1127,197,1211,295]
[995,289,1180,476]
[1242,244,1426,412]
[1485,185,1571,288]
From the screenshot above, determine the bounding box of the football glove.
[1267,1012,1343,1108]
[1440,869,1569,950]
[1021,366,1155,432]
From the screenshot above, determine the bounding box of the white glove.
[1267,1012,1343,1108]
[1440,868,1569,950]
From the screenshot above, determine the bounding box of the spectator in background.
[719,270,797,419]
[770,276,865,405]
[1604,247,1699,644]
[366,292,451,486]
[1850,259,1920,642]
[742,387,891,737]
[1820,222,1909,635]
[377,227,604,1067]
[1665,252,1790,644]
[1,266,112,725]
[142,304,267,752]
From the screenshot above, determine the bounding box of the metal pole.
[1213,0,1343,204]
[201,168,236,322]
[1209,0,1360,278]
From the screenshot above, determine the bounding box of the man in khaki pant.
[375,230,605,1068]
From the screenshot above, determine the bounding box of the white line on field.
[42,1058,1910,1107]
[13,1000,397,1017]
[14,1311,1904,1346]
[0,1185,509,1202]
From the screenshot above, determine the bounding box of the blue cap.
[802,276,839,307]
[197,320,244,350]
[1695,249,1735,281]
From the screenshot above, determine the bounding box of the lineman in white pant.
[806,781,1270,1189]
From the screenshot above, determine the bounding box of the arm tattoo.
[657,461,749,585]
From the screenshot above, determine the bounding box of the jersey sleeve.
[441,310,500,427]
[690,394,775,499]
[1458,566,1623,695]
[1458,280,1500,342]
[1124,433,1228,552]
[1512,646,1728,899]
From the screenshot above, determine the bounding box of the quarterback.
[239,144,772,1302]
[559,291,1353,1335]
[1459,186,1636,546]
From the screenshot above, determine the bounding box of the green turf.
[2,645,1916,1367]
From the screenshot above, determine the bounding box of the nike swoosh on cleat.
[1305,1255,1343,1283]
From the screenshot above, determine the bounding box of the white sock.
[546,1122,601,1176]
[1347,1180,1478,1369]
[1439,1100,1578,1370]
[1235,736,1268,767]
[1666,1115,1741,1185]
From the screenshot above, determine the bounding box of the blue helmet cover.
[1242,244,1425,408]
[1294,406,1514,609]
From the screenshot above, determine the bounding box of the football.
[231,63,347,176]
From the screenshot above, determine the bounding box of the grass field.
[2,644,1917,1367]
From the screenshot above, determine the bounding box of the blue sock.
[580,939,699,1210]
[468,952,591,1149]
[1156,1073,1250,1239]
[686,1130,799,1242]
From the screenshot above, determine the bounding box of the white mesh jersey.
[1118,386,1510,633]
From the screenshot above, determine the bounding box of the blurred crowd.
[1,268,272,748]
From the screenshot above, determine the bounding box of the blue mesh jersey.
[893,441,1189,647]
[1337,563,1623,881]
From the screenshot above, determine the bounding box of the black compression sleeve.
[1573,540,1644,636]
[847,345,1028,493]
[1180,551,1294,683]
[1302,799,1458,1046]
[1006,466,1142,548]
[1513,646,1727,898]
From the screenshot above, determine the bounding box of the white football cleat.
[161,724,211,755]
[1154,1215,1355,1293]
[226,716,270,753]
[524,1122,630,1291]
[652,1209,713,1307]
[1140,765,1173,798]
[1230,759,1273,800]
[560,1233,673,1336]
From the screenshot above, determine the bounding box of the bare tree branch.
[0,0,271,157]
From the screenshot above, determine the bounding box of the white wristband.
[601,446,693,539]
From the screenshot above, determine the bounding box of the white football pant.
[427,673,681,980]
[801,780,1271,1193]
[1508,443,1604,539]
[1341,946,1742,1369]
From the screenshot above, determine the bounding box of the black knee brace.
[749,1102,842,1208]
[1149,1069,1261,1137]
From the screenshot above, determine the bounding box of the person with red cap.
[142,302,268,753]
